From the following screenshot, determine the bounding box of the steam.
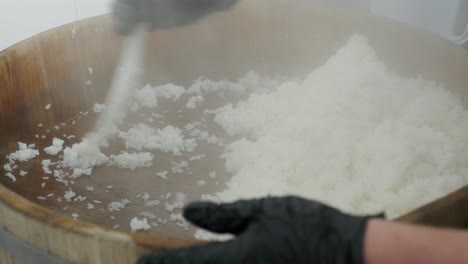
[87,24,147,146]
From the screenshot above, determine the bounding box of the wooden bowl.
[1,0,468,263]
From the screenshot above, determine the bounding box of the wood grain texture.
[0,0,468,263]
[0,249,21,264]
[397,186,468,228]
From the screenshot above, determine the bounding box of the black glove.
[113,0,239,35]
[138,196,377,264]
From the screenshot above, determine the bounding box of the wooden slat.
[0,248,21,264]
[74,17,124,104]
[37,24,88,122]
[397,186,468,228]
[0,38,53,156]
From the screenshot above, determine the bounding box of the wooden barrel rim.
[0,178,199,251]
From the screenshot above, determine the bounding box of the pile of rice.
[213,35,468,218]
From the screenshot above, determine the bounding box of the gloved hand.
[113,0,239,34]
[138,196,379,264]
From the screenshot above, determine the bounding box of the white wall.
[0,0,371,51]
[371,0,461,39]
[0,0,112,51]
[1,0,466,51]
